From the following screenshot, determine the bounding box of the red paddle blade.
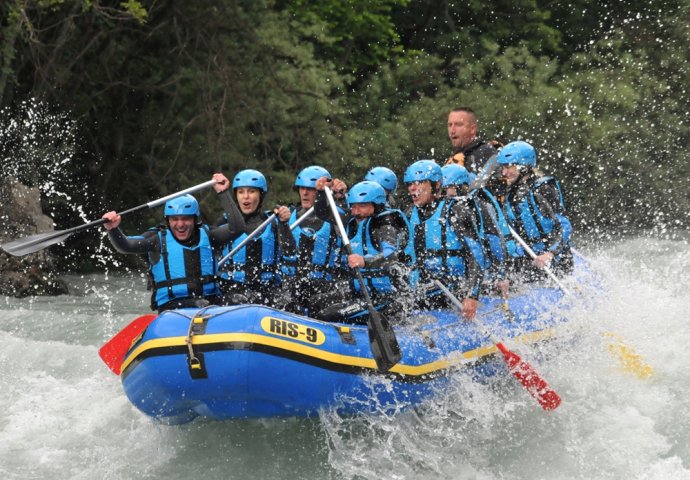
[98,314,158,375]
[497,343,562,411]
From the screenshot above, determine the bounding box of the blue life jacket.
[148,225,220,309]
[220,212,280,287]
[471,188,518,260]
[504,176,572,255]
[408,199,485,281]
[282,208,339,280]
[348,209,417,295]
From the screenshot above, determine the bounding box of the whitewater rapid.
[1,235,688,480]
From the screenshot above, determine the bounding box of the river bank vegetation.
[2,1,688,262]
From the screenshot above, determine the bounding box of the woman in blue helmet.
[102,173,245,312]
[309,177,416,322]
[442,163,513,295]
[217,169,293,307]
[364,166,398,207]
[404,160,485,319]
[498,141,573,281]
[281,166,343,313]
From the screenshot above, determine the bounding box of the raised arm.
[211,172,246,245]
[313,177,349,224]
[102,211,159,255]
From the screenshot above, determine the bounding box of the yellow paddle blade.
[604,333,654,379]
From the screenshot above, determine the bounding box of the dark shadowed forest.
[2,0,689,268]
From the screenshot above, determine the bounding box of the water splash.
[0,98,124,278]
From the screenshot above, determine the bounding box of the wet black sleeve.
[536,183,566,215]
[473,142,499,171]
[107,228,159,255]
[276,216,297,256]
[364,223,402,269]
[210,191,246,246]
[314,191,350,230]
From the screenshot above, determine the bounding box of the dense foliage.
[2,0,688,248]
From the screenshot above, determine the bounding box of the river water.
[1,235,688,480]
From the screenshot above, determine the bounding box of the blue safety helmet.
[404,160,443,184]
[294,166,331,189]
[365,166,398,194]
[442,164,470,188]
[468,172,477,185]
[347,181,387,206]
[164,194,199,217]
[496,141,537,167]
[233,169,268,193]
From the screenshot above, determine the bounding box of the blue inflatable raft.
[118,284,570,424]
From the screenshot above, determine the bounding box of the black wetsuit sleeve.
[448,201,483,299]
[107,228,159,255]
[479,198,508,279]
[472,141,499,172]
[276,215,296,256]
[210,191,246,246]
[314,191,350,230]
[536,182,566,215]
[364,223,401,269]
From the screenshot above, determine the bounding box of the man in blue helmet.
[281,165,343,313]
[218,168,293,307]
[102,173,245,312]
[364,166,399,207]
[309,177,416,322]
[405,160,485,319]
[498,141,573,281]
[442,164,512,295]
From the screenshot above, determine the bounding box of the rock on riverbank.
[0,177,69,297]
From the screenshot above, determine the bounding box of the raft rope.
[184,305,215,379]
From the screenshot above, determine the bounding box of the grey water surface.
[1,236,688,480]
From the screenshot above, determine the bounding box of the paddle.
[507,224,572,293]
[434,280,561,410]
[507,225,654,379]
[1,179,218,257]
[99,313,158,375]
[217,213,278,268]
[468,153,498,191]
[324,186,401,372]
[289,206,314,230]
[217,205,314,268]
[100,206,316,375]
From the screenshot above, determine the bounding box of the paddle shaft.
[434,280,561,410]
[218,213,277,268]
[509,227,654,379]
[217,206,315,268]
[1,179,218,256]
[324,186,401,372]
[434,281,501,344]
[468,154,498,191]
[324,188,377,310]
[289,206,315,230]
[507,225,572,296]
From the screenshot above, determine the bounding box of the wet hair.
[449,107,477,125]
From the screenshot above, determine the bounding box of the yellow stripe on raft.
[120,329,555,377]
